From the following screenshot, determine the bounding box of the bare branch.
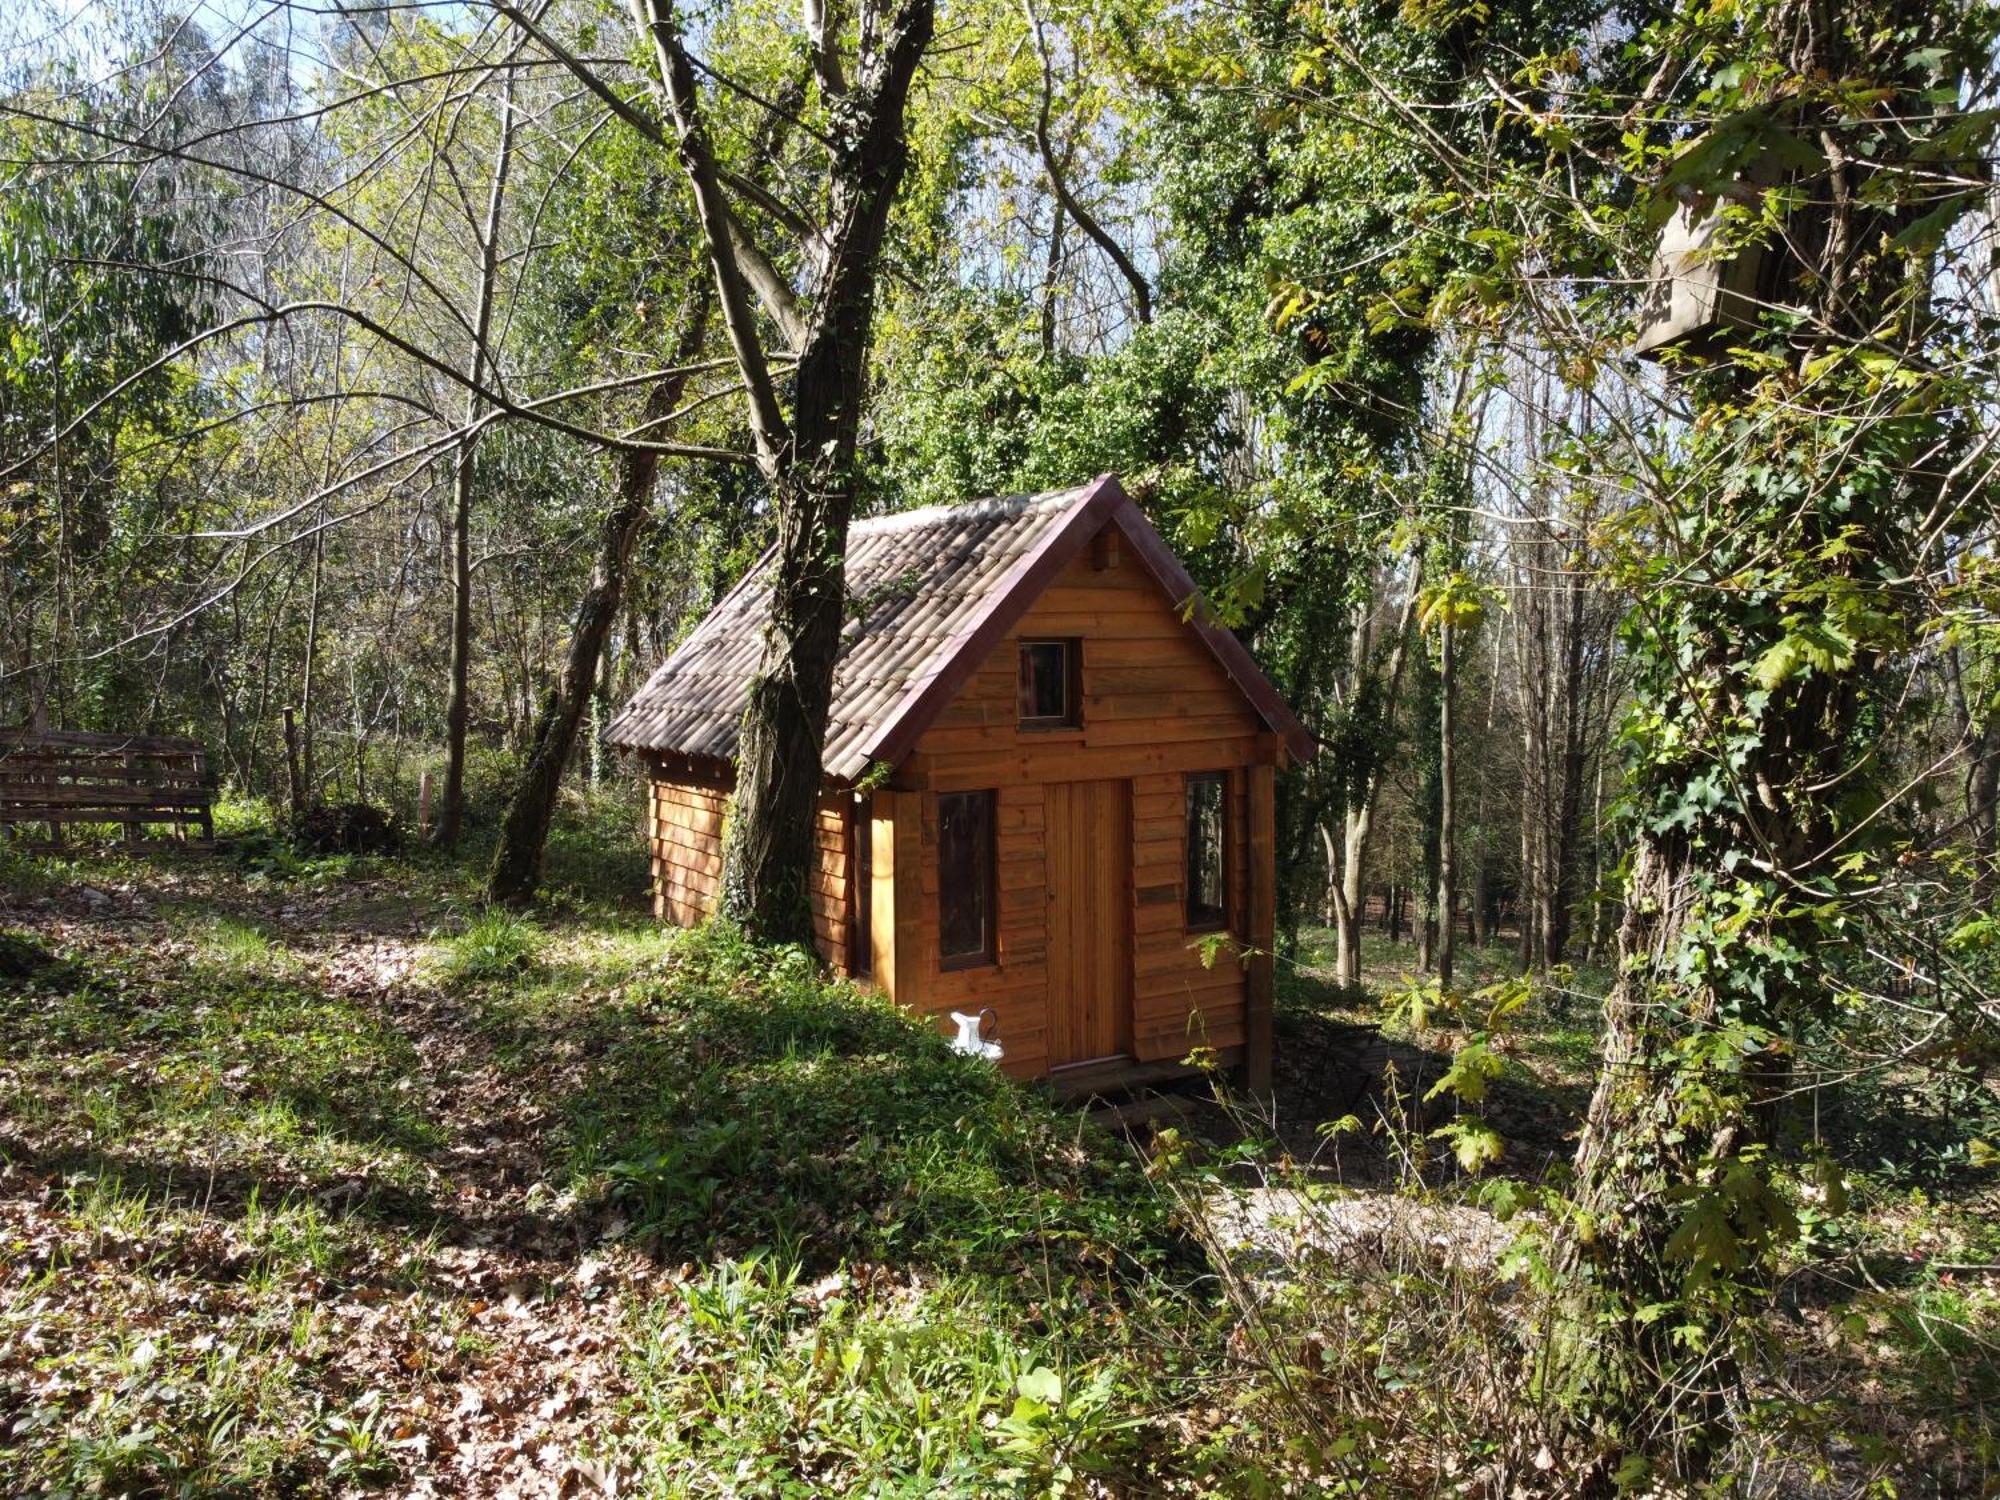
[627,0,792,467]
[1022,0,1150,325]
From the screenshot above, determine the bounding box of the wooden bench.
[0,728,215,849]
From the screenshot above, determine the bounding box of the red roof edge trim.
[859,474,1127,770]
[1106,500,1317,766]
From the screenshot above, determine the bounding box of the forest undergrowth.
[1,800,1995,1497]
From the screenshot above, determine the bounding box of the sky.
[1,0,477,89]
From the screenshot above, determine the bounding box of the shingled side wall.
[645,758,851,974]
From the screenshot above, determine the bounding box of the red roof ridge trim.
[860,473,1315,770]
[860,474,1128,768]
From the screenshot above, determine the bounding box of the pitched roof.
[607,473,1314,779]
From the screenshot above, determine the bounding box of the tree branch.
[629,0,792,468]
[725,208,808,350]
[718,166,815,242]
[803,0,847,98]
[1022,0,1151,325]
[490,2,669,151]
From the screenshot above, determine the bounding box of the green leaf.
[1430,1118,1505,1172]
[1424,1040,1503,1104]
[1016,1366,1063,1407]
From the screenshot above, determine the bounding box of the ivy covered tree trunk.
[702,4,936,944]
[1557,0,1992,1480]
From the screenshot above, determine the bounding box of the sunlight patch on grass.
[191,914,285,973]
[1,935,443,1198]
[432,907,545,987]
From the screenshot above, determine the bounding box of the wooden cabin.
[607,474,1313,1093]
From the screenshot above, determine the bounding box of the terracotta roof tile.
[608,473,1317,777]
[608,482,1095,780]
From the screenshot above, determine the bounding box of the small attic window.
[1017,640,1080,729]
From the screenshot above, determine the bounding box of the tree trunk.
[283,705,305,823]
[1970,720,2000,901]
[1583,751,1606,964]
[442,448,474,847]
[440,68,516,851]
[487,298,710,905]
[1560,833,1739,1475]
[1952,645,2000,902]
[300,508,324,801]
[1542,565,1590,964]
[1333,811,1368,983]
[1319,821,1341,924]
[1334,559,1423,986]
[1414,635,1442,974]
[1435,617,1455,988]
[1517,719,1538,973]
[1039,197,1067,356]
[622,0,935,945]
[718,463,854,938]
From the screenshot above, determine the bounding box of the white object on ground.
[949,1008,1003,1062]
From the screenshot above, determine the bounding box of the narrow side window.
[849,794,873,978]
[1185,773,1229,931]
[938,790,996,968]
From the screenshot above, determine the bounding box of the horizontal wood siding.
[812,793,851,977]
[646,759,847,973]
[1129,768,1251,1063]
[650,774,727,927]
[911,780,1050,1077]
[904,534,1260,1076]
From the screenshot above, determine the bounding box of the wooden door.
[1044,778,1133,1067]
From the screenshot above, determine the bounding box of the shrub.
[291,801,401,856]
[434,908,543,986]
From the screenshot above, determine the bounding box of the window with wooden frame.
[847,793,872,978]
[938,790,996,968]
[1184,772,1230,931]
[1016,639,1081,729]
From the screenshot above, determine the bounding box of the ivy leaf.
[1663,1192,1740,1282]
[1016,1366,1062,1406]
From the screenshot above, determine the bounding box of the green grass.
[533,928,1169,1271]
[6,835,1995,1495]
[620,1257,1156,1497]
[0,842,1239,1497]
[432,905,546,986]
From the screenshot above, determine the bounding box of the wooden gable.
[906,529,1267,786]
[883,522,1267,1078]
